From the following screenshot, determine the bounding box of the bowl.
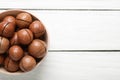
[0,10,48,74]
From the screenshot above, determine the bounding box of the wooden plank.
[1,10,120,50]
[0,0,120,9]
[1,52,120,80]
[29,10,120,50]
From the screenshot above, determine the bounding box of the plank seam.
[48,50,120,52]
[1,8,120,11]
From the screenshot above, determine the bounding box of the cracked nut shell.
[16,13,32,28]
[10,32,19,45]
[17,29,33,45]
[29,20,45,38]
[19,55,36,72]
[4,57,19,72]
[9,45,24,61]
[0,21,15,38]
[0,55,4,65]
[3,16,16,25]
[0,36,9,54]
[28,39,46,58]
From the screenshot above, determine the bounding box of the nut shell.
[16,13,32,28]
[28,39,46,58]
[0,55,4,65]
[29,20,45,38]
[0,37,9,54]
[17,29,33,45]
[4,16,16,25]
[4,57,19,72]
[9,45,24,61]
[0,21,8,35]
[0,21,15,38]
[19,55,36,72]
[10,32,19,45]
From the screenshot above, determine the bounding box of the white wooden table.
[0,0,120,80]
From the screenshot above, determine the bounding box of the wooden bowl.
[0,10,48,75]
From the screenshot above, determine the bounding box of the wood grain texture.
[0,52,120,80]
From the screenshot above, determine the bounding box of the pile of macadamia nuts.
[0,11,47,72]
